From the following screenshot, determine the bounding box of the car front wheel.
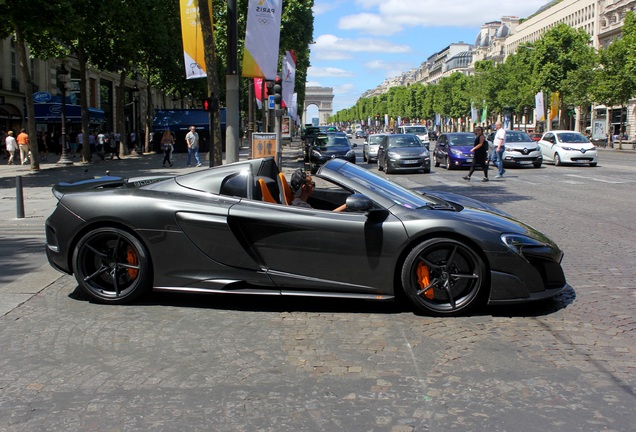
[401,238,486,316]
[445,156,453,170]
[72,227,152,304]
[554,153,562,166]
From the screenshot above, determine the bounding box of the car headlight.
[501,234,546,254]
[311,149,322,158]
[387,151,400,159]
[420,150,429,157]
[346,150,355,157]
[560,146,576,151]
[451,149,463,156]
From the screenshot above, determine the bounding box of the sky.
[305,0,551,120]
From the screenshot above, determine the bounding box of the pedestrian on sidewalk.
[17,129,30,165]
[185,125,201,167]
[463,127,489,182]
[161,130,174,167]
[5,130,17,165]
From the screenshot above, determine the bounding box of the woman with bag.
[161,130,174,167]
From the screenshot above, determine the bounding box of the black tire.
[72,227,152,304]
[533,161,542,168]
[554,153,562,166]
[434,157,440,167]
[384,159,392,174]
[377,157,383,171]
[363,151,368,162]
[401,238,486,316]
[589,162,597,167]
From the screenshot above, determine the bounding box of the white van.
[398,125,430,149]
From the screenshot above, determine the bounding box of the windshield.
[505,131,533,142]
[387,135,422,148]
[315,135,350,147]
[448,134,475,146]
[368,135,384,145]
[403,126,428,134]
[336,162,437,209]
[558,132,590,144]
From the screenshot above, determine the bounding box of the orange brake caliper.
[416,263,434,299]
[126,247,139,279]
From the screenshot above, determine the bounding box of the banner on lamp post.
[535,91,545,122]
[179,0,210,79]
[242,0,282,80]
[281,51,296,109]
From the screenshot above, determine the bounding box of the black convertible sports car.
[45,157,569,316]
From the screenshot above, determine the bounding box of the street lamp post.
[56,64,73,165]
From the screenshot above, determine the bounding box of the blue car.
[434,132,477,170]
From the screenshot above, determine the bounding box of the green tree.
[531,23,595,129]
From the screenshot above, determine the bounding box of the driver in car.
[290,168,346,212]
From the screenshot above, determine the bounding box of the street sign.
[268,95,275,110]
[252,133,277,158]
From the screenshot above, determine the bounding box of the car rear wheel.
[401,238,485,316]
[72,227,152,304]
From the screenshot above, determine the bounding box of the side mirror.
[345,194,373,212]
[351,143,357,148]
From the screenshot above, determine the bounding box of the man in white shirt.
[492,121,506,178]
[185,125,201,167]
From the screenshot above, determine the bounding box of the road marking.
[564,174,623,184]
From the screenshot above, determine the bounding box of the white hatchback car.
[538,130,598,167]
[363,133,385,163]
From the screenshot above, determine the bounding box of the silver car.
[487,130,543,168]
[363,133,385,163]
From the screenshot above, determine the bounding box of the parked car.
[377,133,430,174]
[538,130,598,167]
[398,125,430,149]
[308,132,356,173]
[45,156,569,316]
[355,129,367,139]
[529,132,542,141]
[345,128,353,139]
[428,131,438,141]
[433,132,476,170]
[486,130,543,168]
[363,133,385,163]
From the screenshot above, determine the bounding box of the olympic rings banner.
[179,0,211,80]
[241,0,282,80]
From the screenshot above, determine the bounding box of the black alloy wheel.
[401,238,485,316]
[72,227,152,304]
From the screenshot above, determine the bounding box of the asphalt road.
[0,143,634,431]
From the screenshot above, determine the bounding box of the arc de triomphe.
[303,86,334,125]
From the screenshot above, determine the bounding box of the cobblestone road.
[0,147,634,431]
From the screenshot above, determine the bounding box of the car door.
[435,134,447,163]
[377,136,387,168]
[227,199,408,296]
[539,133,554,162]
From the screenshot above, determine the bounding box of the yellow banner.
[549,91,560,122]
[180,0,211,79]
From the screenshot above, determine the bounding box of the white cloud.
[341,0,548,32]
[312,34,411,54]
[308,66,355,78]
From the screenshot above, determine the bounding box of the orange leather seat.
[258,178,278,203]
[278,172,294,205]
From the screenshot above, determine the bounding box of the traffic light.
[202,97,212,112]
[273,75,282,105]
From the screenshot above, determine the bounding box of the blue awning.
[152,109,226,133]
[32,102,105,123]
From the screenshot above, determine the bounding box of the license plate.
[465,158,473,163]
[403,159,419,164]
[519,160,532,165]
